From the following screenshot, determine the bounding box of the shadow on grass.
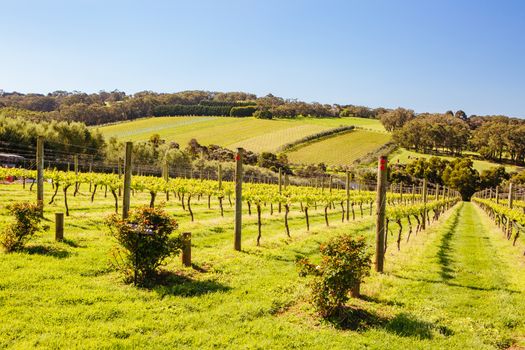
[391,273,521,294]
[60,238,86,248]
[328,307,449,339]
[151,271,230,298]
[23,244,70,258]
[360,295,405,307]
[437,208,461,280]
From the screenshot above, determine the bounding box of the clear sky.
[1,0,524,117]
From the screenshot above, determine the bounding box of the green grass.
[390,148,523,173]
[96,116,384,153]
[286,130,391,166]
[1,183,524,349]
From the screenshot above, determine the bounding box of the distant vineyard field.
[286,130,391,166]
[96,116,385,153]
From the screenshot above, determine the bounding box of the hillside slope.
[96,116,385,153]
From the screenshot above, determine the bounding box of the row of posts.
[34,139,443,272]
[476,184,517,209]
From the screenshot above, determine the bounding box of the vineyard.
[0,162,462,249]
[472,185,525,254]
[1,145,525,349]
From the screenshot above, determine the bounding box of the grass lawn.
[95,116,385,153]
[0,183,524,349]
[390,148,523,173]
[286,130,391,167]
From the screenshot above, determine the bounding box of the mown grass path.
[363,202,525,349]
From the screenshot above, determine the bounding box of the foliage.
[405,157,449,185]
[470,119,525,164]
[510,170,525,184]
[253,109,273,119]
[479,166,510,189]
[229,106,256,117]
[379,107,415,132]
[297,235,372,318]
[442,159,480,201]
[257,152,291,174]
[339,105,378,119]
[153,104,231,117]
[106,206,182,286]
[0,113,105,160]
[393,114,470,155]
[0,202,43,252]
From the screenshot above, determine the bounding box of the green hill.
[285,129,391,167]
[97,115,519,172]
[96,116,385,154]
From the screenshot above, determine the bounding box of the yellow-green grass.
[96,116,384,153]
[390,148,523,173]
[1,182,524,348]
[286,130,392,166]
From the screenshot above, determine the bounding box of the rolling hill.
[96,116,386,155]
[96,115,518,172]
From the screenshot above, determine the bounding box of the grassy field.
[96,116,385,153]
[286,130,391,167]
[390,148,523,173]
[1,183,524,349]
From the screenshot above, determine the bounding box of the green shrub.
[229,106,256,117]
[153,104,231,117]
[1,202,43,252]
[253,109,273,120]
[297,235,371,318]
[106,206,182,286]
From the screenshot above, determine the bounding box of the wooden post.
[329,175,333,194]
[74,155,80,195]
[345,171,350,221]
[375,156,387,273]
[234,148,243,251]
[508,183,514,209]
[421,179,427,230]
[118,157,122,178]
[55,213,64,241]
[495,186,499,204]
[36,136,44,210]
[88,155,93,192]
[399,183,403,202]
[278,168,283,213]
[122,142,133,219]
[181,232,191,267]
[218,163,223,190]
[74,155,79,175]
[163,159,169,201]
[435,184,439,200]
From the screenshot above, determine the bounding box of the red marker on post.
[379,157,387,171]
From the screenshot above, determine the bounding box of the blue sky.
[1,0,524,117]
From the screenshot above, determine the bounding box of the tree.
[405,157,449,184]
[379,107,415,131]
[479,166,509,189]
[442,159,480,200]
[454,110,467,121]
[253,109,273,119]
[393,114,470,155]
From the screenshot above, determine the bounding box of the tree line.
[0,90,385,125]
[381,108,525,165]
[389,156,522,200]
